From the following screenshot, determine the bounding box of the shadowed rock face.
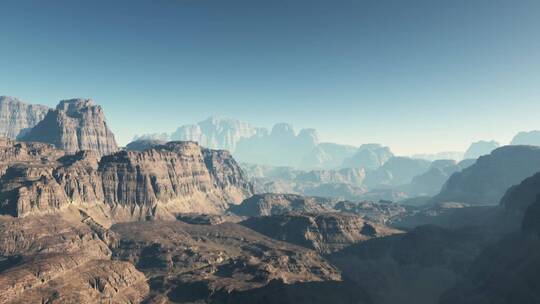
[440,197,540,304]
[432,145,540,205]
[19,98,118,157]
[240,212,402,254]
[329,225,490,304]
[0,96,50,139]
[0,140,253,221]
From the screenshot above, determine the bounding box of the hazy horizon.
[2,0,539,154]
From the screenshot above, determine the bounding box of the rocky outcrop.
[111,220,346,303]
[0,96,49,139]
[330,225,490,304]
[0,140,253,221]
[407,159,473,196]
[432,145,540,205]
[0,212,149,304]
[440,197,540,304]
[235,124,319,167]
[463,140,500,159]
[342,144,394,170]
[334,200,407,224]
[363,156,431,187]
[302,143,358,169]
[20,98,118,156]
[412,151,464,161]
[230,193,335,216]
[511,130,540,146]
[240,212,402,254]
[170,116,266,152]
[125,138,166,151]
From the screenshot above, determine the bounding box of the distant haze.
[1,0,539,154]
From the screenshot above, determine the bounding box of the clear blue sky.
[1,0,539,154]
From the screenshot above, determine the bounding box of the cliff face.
[241,212,402,254]
[230,193,335,217]
[0,96,49,139]
[432,145,540,205]
[20,98,118,156]
[0,140,253,221]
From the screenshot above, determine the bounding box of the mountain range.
[2,95,540,303]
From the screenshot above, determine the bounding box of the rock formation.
[170,116,266,152]
[363,156,431,187]
[440,196,540,304]
[0,212,149,304]
[463,140,500,160]
[0,96,49,139]
[0,139,253,221]
[333,200,407,224]
[19,98,118,156]
[407,159,473,196]
[230,193,335,216]
[329,225,490,304]
[432,145,540,205]
[125,138,166,151]
[342,144,394,170]
[111,220,350,303]
[511,130,540,146]
[412,151,464,161]
[241,212,402,254]
[235,124,319,167]
[301,142,358,169]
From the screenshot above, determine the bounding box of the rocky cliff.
[0,139,253,221]
[511,130,540,146]
[463,140,500,160]
[241,212,402,254]
[0,96,49,139]
[19,98,118,156]
[230,193,335,216]
[342,144,394,170]
[432,145,540,205]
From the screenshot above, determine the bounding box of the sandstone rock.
[125,139,166,151]
[20,98,118,156]
[0,96,49,139]
[111,220,342,302]
[334,200,407,224]
[240,212,402,254]
[230,193,334,216]
[0,140,253,221]
[0,212,149,304]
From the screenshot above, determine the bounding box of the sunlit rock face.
[19,98,118,157]
[0,140,253,220]
[0,96,49,139]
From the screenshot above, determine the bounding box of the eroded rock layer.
[20,98,118,156]
[0,96,49,139]
[0,139,253,221]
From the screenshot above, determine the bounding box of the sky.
[1,0,539,155]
